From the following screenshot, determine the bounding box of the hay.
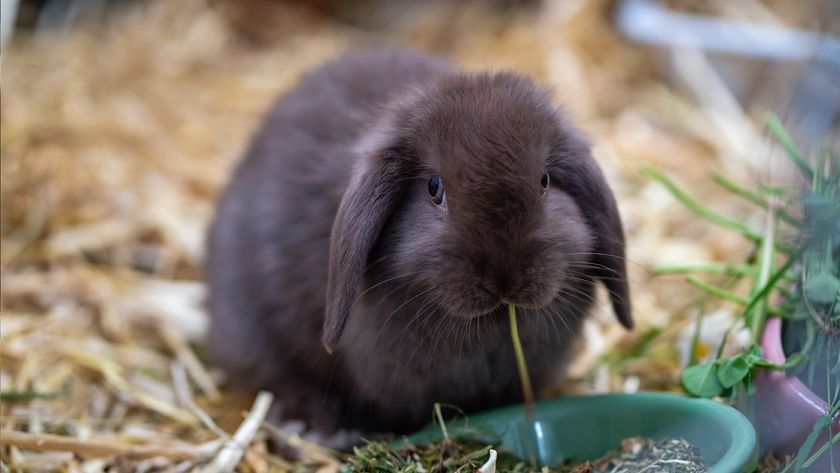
[0,0,822,470]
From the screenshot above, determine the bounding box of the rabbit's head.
[323,72,632,351]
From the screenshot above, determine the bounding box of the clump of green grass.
[347,436,496,473]
[649,113,839,472]
[347,427,708,473]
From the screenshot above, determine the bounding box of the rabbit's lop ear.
[553,134,633,330]
[323,142,408,352]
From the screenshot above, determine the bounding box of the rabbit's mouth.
[441,295,556,320]
[433,295,498,319]
[447,305,498,319]
[433,282,559,319]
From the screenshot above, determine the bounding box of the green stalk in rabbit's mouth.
[508,304,535,415]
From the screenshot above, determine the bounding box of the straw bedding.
[0,0,822,470]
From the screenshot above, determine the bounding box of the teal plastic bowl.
[405,392,758,473]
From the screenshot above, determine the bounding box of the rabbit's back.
[206,49,453,392]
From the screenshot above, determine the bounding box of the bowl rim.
[404,391,758,473]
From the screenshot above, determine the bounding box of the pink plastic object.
[752,317,840,468]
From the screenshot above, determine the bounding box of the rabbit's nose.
[488,273,513,298]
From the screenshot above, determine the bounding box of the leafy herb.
[682,362,724,397]
[652,113,839,470]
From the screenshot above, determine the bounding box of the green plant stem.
[652,262,759,276]
[750,201,778,345]
[686,277,783,316]
[789,430,840,472]
[642,167,793,253]
[712,172,800,226]
[715,324,738,360]
[801,320,817,359]
[712,172,767,206]
[686,277,748,305]
[766,113,813,180]
[0,390,64,402]
[508,304,534,415]
[433,403,449,440]
[689,307,705,367]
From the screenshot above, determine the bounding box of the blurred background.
[1,0,839,470]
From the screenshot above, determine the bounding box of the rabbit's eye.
[540,170,550,193]
[428,176,446,207]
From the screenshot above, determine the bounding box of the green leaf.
[794,415,834,471]
[744,344,763,358]
[799,431,840,471]
[804,272,840,305]
[682,362,724,397]
[717,356,751,388]
[740,345,784,370]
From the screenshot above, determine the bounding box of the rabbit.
[206,47,632,435]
